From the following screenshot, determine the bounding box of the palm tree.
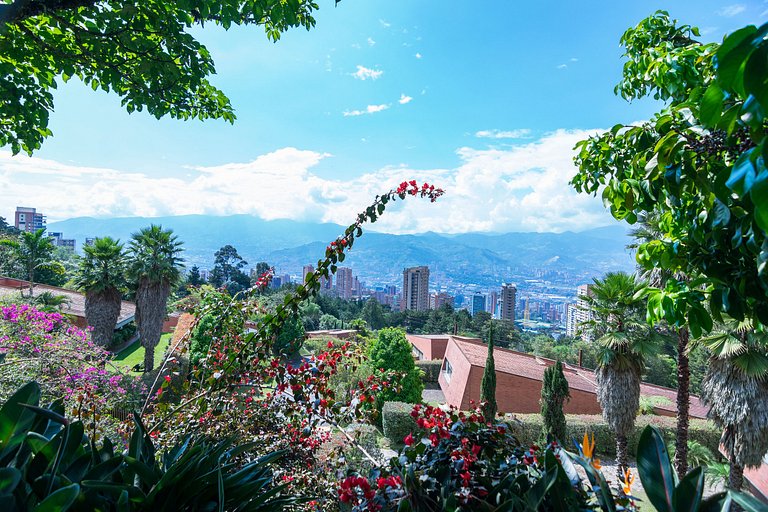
[582,271,657,478]
[0,228,60,295]
[32,291,71,312]
[630,211,693,475]
[699,319,768,491]
[74,237,127,347]
[128,225,183,372]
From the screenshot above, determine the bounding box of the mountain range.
[48,215,636,288]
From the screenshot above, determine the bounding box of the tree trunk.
[85,287,122,347]
[675,327,690,476]
[135,278,170,372]
[730,453,744,492]
[616,433,629,479]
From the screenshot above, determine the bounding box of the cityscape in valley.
[11,204,622,337]
[2,2,767,511]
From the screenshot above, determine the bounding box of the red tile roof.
[450,336,708,419]
[0,277,135,325]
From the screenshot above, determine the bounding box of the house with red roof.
[423,335,708,419]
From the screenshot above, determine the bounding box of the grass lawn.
[113,333,172,374]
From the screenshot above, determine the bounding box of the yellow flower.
[621,468,635,496]
[582,431,601,469]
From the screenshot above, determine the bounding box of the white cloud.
[367,37,376,46]
[379,19,391,28]
[557,64,568,69]
[0,130,614,234]
[351,65,383,80]
[475,129,531,139]
[570,57,578,62]
[415,52,422,59]
[399,94,413,105]
[717,4,746,16]
[343,104,390,117]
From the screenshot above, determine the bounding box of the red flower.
[404,433,414,446]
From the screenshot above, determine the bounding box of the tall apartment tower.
[14,207,46,232]
[500,283,516,322]
[401,266,430,311]
[487,291,498,317]
[336,267,354,299]
[302,265,314,284]
[567,284,594,340]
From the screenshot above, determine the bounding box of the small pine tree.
[541,360,570,442]
[480,325,497,422]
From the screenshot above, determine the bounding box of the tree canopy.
[571,13,768,333]
[0,0,327,154]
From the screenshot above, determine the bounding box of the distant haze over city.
[46,213,635,290]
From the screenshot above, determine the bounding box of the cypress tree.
[541,360,570,442]
[480,324,497,422]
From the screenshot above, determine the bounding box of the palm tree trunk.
[136,278,170,372]
[616,433,629,479]
[675,327,690,476]
[85,288,122,347]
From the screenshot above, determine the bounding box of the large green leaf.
[699,83,724,127]
[0,382,41,460]
[671,466,704,512]
[0,467,21,495]
[32,483,80,512]
[637,426,676,512]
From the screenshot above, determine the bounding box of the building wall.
[401,266,430,311]
[500,284,516,322]
[407,335,449,360]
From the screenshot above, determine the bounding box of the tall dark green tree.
[540,360,570,443]
[74,236,126,347]
[128,225,183,372]
[361,298,386,330]
[209,244,249,295]
[480,325,497,422]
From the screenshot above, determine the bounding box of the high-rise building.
[430,291,453,309]
[14,207,46,232]
[336,267,354,299]
[500,283,516,322]
[566,284,594,340]
[84,237,96,247]
[401,266,430,311]
[487,291,498,317]
[302,265,314,284]
[471,293,486,316]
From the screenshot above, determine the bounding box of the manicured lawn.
[113,333,172,373]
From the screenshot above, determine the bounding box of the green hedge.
[416,360,442,384]
[382,401,423,444]
[507,414,722,459]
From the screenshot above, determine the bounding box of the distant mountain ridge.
[48,215,635,287]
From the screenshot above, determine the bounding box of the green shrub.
[382,401,423,445]
[111,321,137,348]
[368,328,423,409]
[415,359,442,383]
[508,413,722,459]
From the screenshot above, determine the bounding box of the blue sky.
[1,1,762,232]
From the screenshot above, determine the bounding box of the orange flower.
[621,468,635,496]
[581,431,601,469]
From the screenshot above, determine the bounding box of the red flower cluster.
[338,475,376,503]
[396,180,445,202]
[251,267,274,290]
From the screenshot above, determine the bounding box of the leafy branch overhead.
[0,0,326,155]
[571,12,768,332]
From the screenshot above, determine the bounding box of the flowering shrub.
[0,303,142,440]
[135,182,444,509]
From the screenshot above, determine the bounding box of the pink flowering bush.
[0,303,142,440]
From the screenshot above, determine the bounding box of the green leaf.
[727,489,768,511]
[637,426,676,512]
[716,25,757,93]
[672,466,704,512]
[0,382,41,460]
[0,467,21,495]
[726,149,757,196]
[33,483,80,512]
[699,83,724,127]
